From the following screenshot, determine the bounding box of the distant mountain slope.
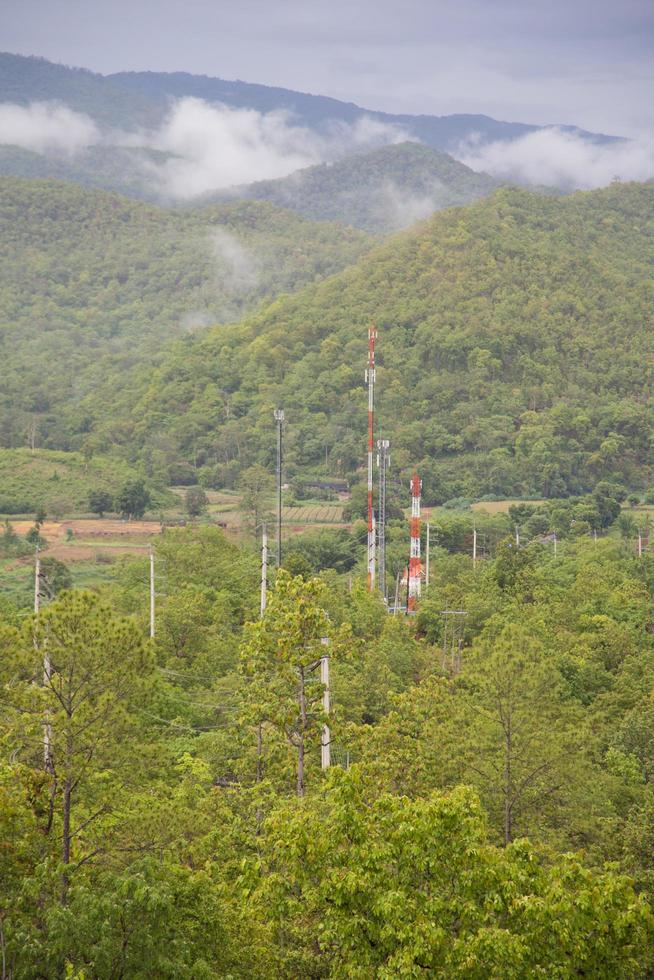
[109,68,617,151]
[0,53,158,128]
[0,178,371,454]
[119,182,654,499]
[212,143,502,232]
[0,144,172,199]
[0,53,616,151]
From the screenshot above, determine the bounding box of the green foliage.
[116,479,151,519]
[0,447,164,514]
[218,141,501,232]
[88,488,113,517]
[254,771,653,977]
[0,178,370,467]
[184,486,208,517]
[125,182,654,498]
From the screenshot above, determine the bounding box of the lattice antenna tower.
[365,327,377,591]
[377,438,390,600]
[408,472,422,612]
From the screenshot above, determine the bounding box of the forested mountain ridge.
[0,177,371,452]
[210,142,502,232]
[108,64,617,150]
[0,52,617,150]
[119,181,654,499]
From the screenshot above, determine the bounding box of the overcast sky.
[3,0,653,137]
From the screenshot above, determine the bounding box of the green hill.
[0,448,169,514]
[0,178,371,455]
[212,143,502,232]
[119,182,654,500]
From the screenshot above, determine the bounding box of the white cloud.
[0,101,99,155]
[457,127,654,189]
[135,97,406,199]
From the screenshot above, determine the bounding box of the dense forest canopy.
[208,142,502,232]
[113,181,654,500]
[3,524,654,975]
[0,177,370,455]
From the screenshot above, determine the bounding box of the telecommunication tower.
[377,438,390,600]
[408,472,422,612]
[365,327,377,591]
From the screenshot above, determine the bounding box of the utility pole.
[274,408,284,567]
[425,521,430,590]
[35,549,52,773]
[377,438,390,600]
[638,531,643,558]
[260,524,268,615]
[365,327,377,591]
[393,570,401,615]
[149,547,155,639]
[320,637,330,770]
[515,525,520,548]
[473,522,477,568]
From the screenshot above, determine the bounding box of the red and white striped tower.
[365,327,377,591]
[408,472,422,611]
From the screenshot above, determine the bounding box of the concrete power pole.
[149,548,155,639]
[320,637,330,770]
[260,524,268,615]
[473,523,477,568]
[274,409,284,568]
[35,550,52,773]
[425,521,430,590]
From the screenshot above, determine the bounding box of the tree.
[252,771,653,977]
[185,486,208,518]
[88,489,113,518]
[117,479,151,520]
[237,465,274,538]
[240,572,332,796]
[3,592,154,897]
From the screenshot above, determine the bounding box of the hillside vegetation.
[121,182,654,500]
[0,448,169,514]
[213,142,501,232]
[0,178,370,454]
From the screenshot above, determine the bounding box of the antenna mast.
[377,438,390,600]
[365,327,377,591]
[408,472,422,612]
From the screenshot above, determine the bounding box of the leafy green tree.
[3,592,154,895]
[252,770,653,977]
[240,571,333,796]
[237,464,274,538]
[117,479,151,520]
[88,488,113,517]
[185,486,208,518]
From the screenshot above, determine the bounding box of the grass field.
[282,505,344,524]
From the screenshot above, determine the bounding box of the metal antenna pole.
[274,409,284,567]
[320,637,330,770]
[149,548,155,639]
[260,524,268,615]
[377,439,389,600]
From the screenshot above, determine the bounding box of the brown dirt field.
[470,499,545,514]
[8,518,162,564]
